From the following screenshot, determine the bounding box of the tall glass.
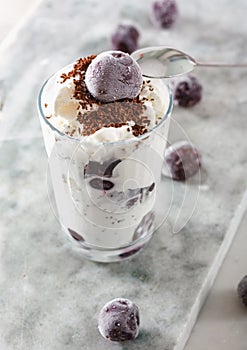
[37,70,173,262]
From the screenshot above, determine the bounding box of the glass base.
[62,227,153,263]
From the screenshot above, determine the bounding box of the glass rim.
[37,72,173,146]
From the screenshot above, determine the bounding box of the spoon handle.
[197,61,247,68]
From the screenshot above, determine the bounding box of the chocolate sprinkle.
[60,55,149,137]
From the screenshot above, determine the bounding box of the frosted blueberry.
[111,24,139,54]
[152,0,178,28]
[89,178,114,191]
[85,51,143,102]
[237,275,247,306]
[84,159,121,177]
[98,298,140,341]
[162,141,201,181]
[172,75,203,107]
[132,211,155,241]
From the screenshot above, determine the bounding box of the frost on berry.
[98,298,140,341]
[152,0,178,28]
[237,275,247,307]
[171,75,203,108]
[85,51,143,102]
[162,141,201,181]
[111,24,139,54]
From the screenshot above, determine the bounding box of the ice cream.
[38,51,172,262]
[42,53,169,142]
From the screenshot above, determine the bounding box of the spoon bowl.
[131,47,196,78]
[131,46,247,78]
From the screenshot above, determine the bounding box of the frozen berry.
[84,159,121,177]
[0,80,5,110]
[103,159,122,177]
[162,141,201,181]
[98,298,140,341]
[152,0,178,28]
[89,178,114,190]
[119,246,144,259]
[105,183,154,208]
[237,275,247,306]
[67,228,84,241]
[126,197,139,209]
[172,75,203,107]
[111,24,139,54]
[132,211,155,241]
[85,51,143,102]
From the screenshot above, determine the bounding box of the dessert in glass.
[37,51,173,262]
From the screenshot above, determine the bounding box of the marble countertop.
[0,1,247,349]
[185,212,247,350]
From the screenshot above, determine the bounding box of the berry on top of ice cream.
[111,24,139,54]
[85,51,143,103]
[98,298,140,341]
[152,0,178,29]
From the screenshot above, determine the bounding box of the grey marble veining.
[0,0,247,349]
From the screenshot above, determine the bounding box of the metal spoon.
[131,46,247,78]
